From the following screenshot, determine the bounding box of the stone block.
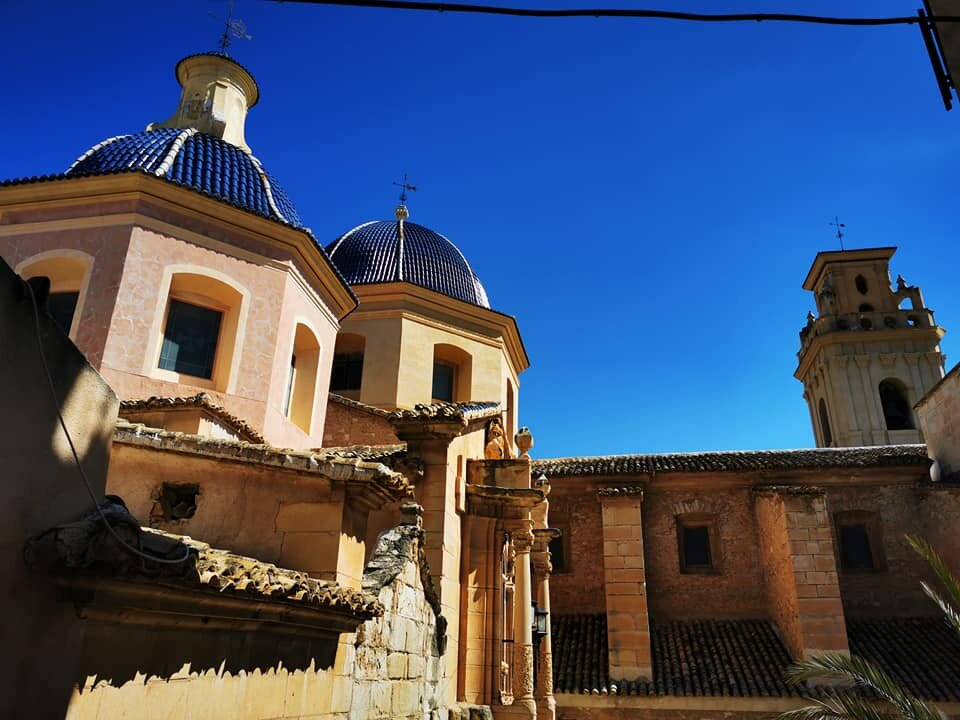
[405,619,425,653]
[276,502,340,532]
[372,680,392,716]
[388,652,407,679]
[407,653,426,679]
[392,680,422,716]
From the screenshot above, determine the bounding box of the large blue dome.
[65,128,303,228]
[326,219,490,308]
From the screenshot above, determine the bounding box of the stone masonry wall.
[352,521,446,720]
[323,398,399,448]
[550,492,607,615]
[916,363,960,480]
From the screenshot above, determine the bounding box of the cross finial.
[210,1,252,56]
[393,173,417,207]
[829,216,846,251]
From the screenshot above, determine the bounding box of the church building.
[2,47,959,720]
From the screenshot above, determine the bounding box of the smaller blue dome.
[327,219,490,308]
[66,128,302,228]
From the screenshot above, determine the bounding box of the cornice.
[0,174,357,320]
[795,326,945,379]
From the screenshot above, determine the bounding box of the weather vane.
[210,1,252,56]
[829,216,846,251]
[393,173,417,206]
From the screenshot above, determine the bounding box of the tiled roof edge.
[114,421,411,497]
[534,444,930,477]
[119,393,264,444]
[389,400,502,424]
[328,392,392,418]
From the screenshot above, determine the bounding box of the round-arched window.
[855,275,869,294]
[818,398,833,446]
[879,380,913,431]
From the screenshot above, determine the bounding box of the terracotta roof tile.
[535,445,929,478]
[328,392,392,418]
[551,614,960,701]
[119,393,264,443]
[143,528,382,618]
[848,618,960,703]
[389,400,501,424]
[597,486,644,498]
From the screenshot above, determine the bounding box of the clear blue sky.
[2,1,957,457]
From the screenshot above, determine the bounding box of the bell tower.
[796,247,946,447]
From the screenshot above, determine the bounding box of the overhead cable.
[270,0,960,26]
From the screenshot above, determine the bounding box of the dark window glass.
[879,380,913,430]
[158,300,222,379]
[681,525,712,571]
[331,352,363,391]
[283,354,297,417]
[433,362,455,402]
[839,524,874,570]
[818,399,833,446]
[47,291,79,335]
[548,533,567,573]
[855,275,869,294]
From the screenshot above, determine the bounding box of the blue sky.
[2,1,957,457]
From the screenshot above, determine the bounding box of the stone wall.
[917,363,960,480]
[549,492,607,614]
[352,520,446,720]
[323,397,399,448]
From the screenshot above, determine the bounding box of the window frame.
[144,267,249,394]
[156,293,227,386]
[15,250,93,341]
[432,360,457,403]
[834,510,886,573]
[676,513,721,575]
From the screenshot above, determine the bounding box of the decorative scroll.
[500,532,516,705]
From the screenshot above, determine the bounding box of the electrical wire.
[270,0,960,26]
[24,280,191,566]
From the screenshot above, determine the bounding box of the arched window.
[432,344,472,403]
[151,270,246,391]
[284,323,321,433]
[855,274,869,294]
[879,380,913,430]
[16,250,92,339]
[818,398,833,446]
[331,333,365,399]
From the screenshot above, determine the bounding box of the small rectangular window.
[839,524,874,570]
[158,299,223,379]
[47,291,79,335]
[331,352,363,391]
[433,362,455,403]
[679,523,713,573]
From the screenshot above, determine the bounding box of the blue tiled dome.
[326,219,490,308]
[65,128,302,227]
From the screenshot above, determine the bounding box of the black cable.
[24,281,191,566]
[270,0,960,26]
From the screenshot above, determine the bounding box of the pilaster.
[532,528,559,720]
[598,488,651,681]
[753,486,848,660]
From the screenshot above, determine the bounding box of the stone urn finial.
[515,426,533,459]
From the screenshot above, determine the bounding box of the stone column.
[598,488,652,681]
[506,520,537,719]
[754,486,849,660]
[532,529,558,720]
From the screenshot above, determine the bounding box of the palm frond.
[919,581,960,637]
[905,535,960,612]
[784,654,940,720]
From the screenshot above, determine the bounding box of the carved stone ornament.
[515,426,533,459]
[514,644,535,698]
[485,417,507,460]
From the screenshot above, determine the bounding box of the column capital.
[505,519,535,552]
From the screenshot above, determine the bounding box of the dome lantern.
[148,53,259,152]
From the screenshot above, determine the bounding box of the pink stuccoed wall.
[1,201,341,450]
